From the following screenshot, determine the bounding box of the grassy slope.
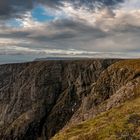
[52,60,140,140]
[52,93,140,140]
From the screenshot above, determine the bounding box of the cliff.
[0,59,140,140]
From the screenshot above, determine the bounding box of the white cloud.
[0,0,140,60]
[0,38,30,46]
[0,45,140,59]
[121,0,140,10]
[58,1,140,31]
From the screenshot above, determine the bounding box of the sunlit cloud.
[0,0,139,63]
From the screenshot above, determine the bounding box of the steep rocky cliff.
[52,60,140,140]
[0,59,139,140]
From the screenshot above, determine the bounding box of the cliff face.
[0,59,139,140]
[52,60,140,140]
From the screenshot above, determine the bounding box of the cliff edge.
[0,59,140,140]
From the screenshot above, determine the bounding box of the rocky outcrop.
[0,59,140,140]
[67,60,140,126]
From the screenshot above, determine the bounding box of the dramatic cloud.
[0,0,139,63]
[0,0,34,19]
[0,0,124,19]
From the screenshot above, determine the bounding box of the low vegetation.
[52,94,140,140]
[52,60,140,140]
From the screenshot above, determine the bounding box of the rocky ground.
[0,59,140,140]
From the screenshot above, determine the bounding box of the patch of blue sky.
[6,19,22,27]
[31,5,55,22]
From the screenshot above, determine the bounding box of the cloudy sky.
[0,0,140,63]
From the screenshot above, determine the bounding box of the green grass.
[52,60,140,140]
[52,96,140,140]
[110,60,140,74]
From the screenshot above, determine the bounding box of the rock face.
[0,59,139,140]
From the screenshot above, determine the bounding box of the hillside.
[0,59,140,140]
[52,87,140,140]
[52,60,140,140]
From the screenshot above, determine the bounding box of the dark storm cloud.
[0,0,34,19]
[0,31,30,39]
[27,19,107,42]
[0,0,124,19]
[0,17,108,43]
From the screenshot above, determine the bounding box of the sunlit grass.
[52,60,140,140]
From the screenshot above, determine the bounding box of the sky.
[0,0,140,63]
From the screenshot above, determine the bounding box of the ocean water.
[0,54,42,64]
[0,54,84,65]
[0,53,139,65]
